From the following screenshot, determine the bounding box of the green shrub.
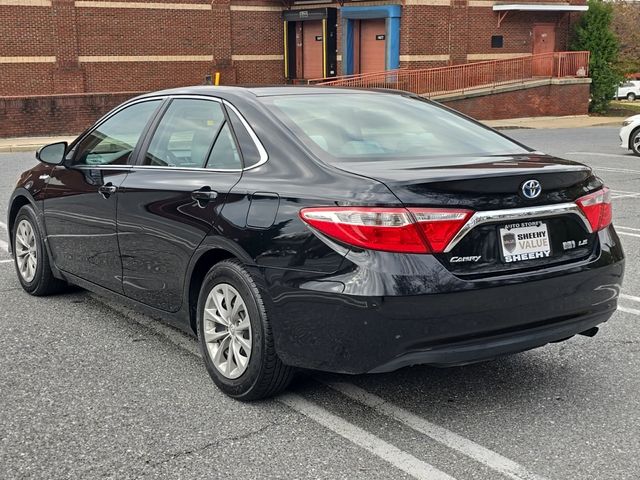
[571,0,621,113]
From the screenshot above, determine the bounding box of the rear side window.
[227,107,263,168]
[206,123,242,170]
[72,100,161,166]
[144,99,226,168]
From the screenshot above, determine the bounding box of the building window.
[491,35,504,48]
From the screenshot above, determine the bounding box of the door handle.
[191,187,219,205]
[98,183,117,199]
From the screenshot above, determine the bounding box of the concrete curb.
[484,116,626,130]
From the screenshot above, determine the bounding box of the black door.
[117,97,243,312]
[44,99,163,292]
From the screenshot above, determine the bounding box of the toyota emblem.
[521,179,542,199]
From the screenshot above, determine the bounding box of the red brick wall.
[76,9,213,57]
[231,8,284,84]
[0,65,56,98]
[440,82,590,120]
[0,5,56,56]
[0,4,56,96]
[235,61,284,85]
[466,9,570,56]
[400,5,450,57]
[82,62,216,93]
[0,92,143,138]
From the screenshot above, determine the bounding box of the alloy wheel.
[203,283,252,379]
[15,219,37,283]
[633,132,640,154]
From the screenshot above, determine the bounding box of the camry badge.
[521,179,542,199]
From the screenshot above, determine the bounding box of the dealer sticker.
[499,221,551,263]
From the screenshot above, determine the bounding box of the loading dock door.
[358,19,386,74]
[302,21,324,80]
[284,8,337,82]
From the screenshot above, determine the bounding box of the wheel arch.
[186,246,248,335]
[7,191,37,253]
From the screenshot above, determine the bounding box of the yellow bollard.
[214,72,220,86]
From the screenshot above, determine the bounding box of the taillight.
[576,187,612,232]
[409,208,473,252]
[299,207,473,254]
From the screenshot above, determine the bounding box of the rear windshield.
[260,93,529,162]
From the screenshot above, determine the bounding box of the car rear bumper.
[368,309,611,372]
[262,228,624,374]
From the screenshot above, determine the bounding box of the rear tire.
[627,92,636,101]
[13,205,66,296]
[197,259,294,401]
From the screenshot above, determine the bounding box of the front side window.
[144,99,227,168]
[260,93,530,164]
[72,100,161,166]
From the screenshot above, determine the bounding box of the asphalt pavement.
[1,127,639,480]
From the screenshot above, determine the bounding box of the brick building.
[0,0,589,136]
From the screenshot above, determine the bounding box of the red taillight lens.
[299,207,473,254]
[576,187,612,232]
[409,208,474,252]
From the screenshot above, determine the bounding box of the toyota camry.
[7,86,625,400]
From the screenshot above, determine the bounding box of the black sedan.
[7,86,624,400]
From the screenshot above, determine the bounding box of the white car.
[620,114,640,156]
[615,81,640,101]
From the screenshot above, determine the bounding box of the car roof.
[135,85,394,100]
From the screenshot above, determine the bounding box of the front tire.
[627,92,636,101]
[631,128,640,156]
[13,205,66,296]
[197,259,294,400]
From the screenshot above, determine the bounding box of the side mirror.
[36,142,67,165]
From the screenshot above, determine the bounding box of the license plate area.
[499,221,551,263]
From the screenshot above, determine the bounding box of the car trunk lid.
[332,153,602,276]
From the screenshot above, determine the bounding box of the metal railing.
[308,51,590,97]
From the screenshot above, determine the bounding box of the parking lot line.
[620,293,640,303]
[611,190,640,196]
[612,193,640,199]
[617,231,640,239]
[91,295,456,479]
[280,394,457,480]
[0,221,7,252]
[617,226,640,238]
[618,305,640,316]
[325,382,548,480]
[617,226,640,232]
